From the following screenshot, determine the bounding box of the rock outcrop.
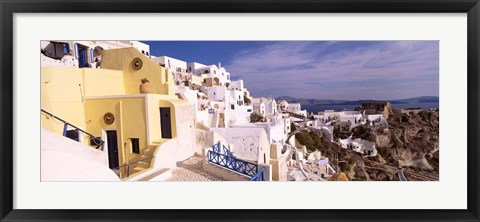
[300,106,439,181]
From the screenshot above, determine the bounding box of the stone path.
[165,155,225,181]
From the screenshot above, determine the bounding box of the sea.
[302,102,439,113]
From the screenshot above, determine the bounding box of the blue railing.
[212,142,220,153]
[249,167,265,181]
[41,109,105,151]
[212,142,235,158]
[112,156,154,178]
[207,150,259,178]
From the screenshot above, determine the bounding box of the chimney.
[218,62,221,68]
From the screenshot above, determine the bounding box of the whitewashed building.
[339,136,377,156]
[41,40,150,68]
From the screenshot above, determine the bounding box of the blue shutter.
[90,48,94,63]
[74,43,78,59]
[63,43,69,54]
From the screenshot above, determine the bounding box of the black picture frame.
[1,0,479,221]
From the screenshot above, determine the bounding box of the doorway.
[106,130,119,169]
[77,44,89,68]
[160,107,172,139]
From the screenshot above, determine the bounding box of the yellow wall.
[145,95,177,144]
[202,77,214,87]
[84,94,185,168]
[41,67,125,138]
[83,68,125,96]
[100,48,174,96]
[85,96,147,167]
[191,75,203,86]
[41,68,86,136]
[41,48,189,176]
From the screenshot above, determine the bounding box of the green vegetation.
[250,113,265,123]
[354,102,387,111]
[333,123,351,140]
[244,96,251,105]
[295,131,335,158]
[418,110,431,122]
[351,125,376,142]
[290,122,297,132]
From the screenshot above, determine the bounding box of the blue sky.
[144,41,439,100]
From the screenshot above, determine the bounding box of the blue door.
[160,108,172,139]
[78,47,88,68]
[106,130,119,169]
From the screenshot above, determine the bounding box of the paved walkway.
[165,155,225,181]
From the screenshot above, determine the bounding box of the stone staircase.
[130,140,165,175]
[125,168,172,181]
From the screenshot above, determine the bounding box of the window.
[231,104,235,110]
[131,138,140,154]
[65,129,79,142]
[188,67,191,71]
[247,109,252,112]
[41,42,70,60]
[90,137,102,146]
[204,70,209,74]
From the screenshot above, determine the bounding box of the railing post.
[62,123,68,136]
[127,165,130,177]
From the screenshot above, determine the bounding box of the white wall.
[286,103,301,113]
[153,56,188,72]
[196,109,216,128]
[229,80,244,90]
[176,87,199,110]
[253,102,266,116]
[229,90,244,106]
[210,127,270,164]
[366,114,383,121]
[130,41,150,56]
[41,128,120,181]
[266,99,277,115]
[151,101,199,169]
[187,62,207,72]
[339,137,377,156]
[206,86,226,101]
[224,104,253,126]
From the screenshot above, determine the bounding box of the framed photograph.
[1,0,479,221]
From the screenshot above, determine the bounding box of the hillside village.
[40,41,439,181]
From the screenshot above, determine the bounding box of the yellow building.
[41,47,196,178]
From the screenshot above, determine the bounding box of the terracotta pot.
[139,82,152,94]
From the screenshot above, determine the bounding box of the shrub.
[250,113,265,123]
[291,122,297,132]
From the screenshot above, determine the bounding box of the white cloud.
[225,41,439,100]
